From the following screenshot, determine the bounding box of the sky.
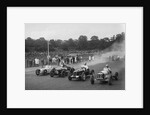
[25,23,125,40]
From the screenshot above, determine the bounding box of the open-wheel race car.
[90,66,118,85]
[35,65,54,76]
[49,65,75,77]
[68,67,95,81]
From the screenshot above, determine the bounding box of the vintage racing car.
[49,65,75,77]
[90,68,118,85]
[35,65,54,76]
[68,67,95,81]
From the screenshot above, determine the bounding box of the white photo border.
[7,7,143,108]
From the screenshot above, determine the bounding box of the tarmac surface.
[25,59,125,90]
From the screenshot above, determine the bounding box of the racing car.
[35,65,54,76]
[49,65,75,77]
[90,67,118,85]
[68,67,95,81]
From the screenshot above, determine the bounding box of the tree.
[89,36,99,49]
[25,32,125,52]
[66,38,76,50]
[77,35,88,50]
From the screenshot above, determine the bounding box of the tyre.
[108,76,112,85]
[90,76,94,84]
[36,69,40,76]
[44,70,47,75]
[68,76,72,81]
[66,71,70,77]
[114,72,118,80]
[61,70,66,77]
[50,71,54,77]
[82,73,86,81]
[86,69,90,74]
[71,68,75,73]
[91,69,95,74]
[91,70,95,77]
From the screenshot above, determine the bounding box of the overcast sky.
[25,23,125,40]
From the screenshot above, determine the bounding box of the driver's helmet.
[84,63,87,65]
[105,64,109,68]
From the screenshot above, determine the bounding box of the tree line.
[25,32,125,52]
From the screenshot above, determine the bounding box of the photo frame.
[2,0,147,111]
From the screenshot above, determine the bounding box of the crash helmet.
[84,63,87,65]
[105,64,109,68]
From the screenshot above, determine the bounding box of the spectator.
[58,58,61,66]
[92,56,95,61]
[27,59,29,67]
[49,57,52,64]
[67,57,69,64]
[29,60,32,67]
[60,59,65,67]
[32,59,35,67]
[35,58,39,66]
[80,56,82,62]
[75,56,77,63]
[89,56,91,61]
[72,57,75,64]
[41,59,44,67]
[69,57,72,64]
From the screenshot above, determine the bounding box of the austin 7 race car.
[35,65,54,76]
[49,65,75,77]
[68,68,95,81]
[90,69,118,85]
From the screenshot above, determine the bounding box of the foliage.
[25,32,125,52]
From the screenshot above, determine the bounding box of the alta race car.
[49,65,75,77]
[68,67,95,81]
[90,68,118,85]
[35,65,54,76]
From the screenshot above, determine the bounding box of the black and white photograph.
[7,7,143,108]
[25,23,125,90]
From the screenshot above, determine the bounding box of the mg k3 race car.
[90,66,118,85]
[49,65,75,77]
[68,67,95,81]
[35,65,54,76]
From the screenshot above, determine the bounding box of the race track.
[25,60,125,90]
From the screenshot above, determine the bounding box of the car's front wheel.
[90,76,94,84]
[114,72,119,80]
[36,69,40,76]
[50,71,54,77]
[68,76,72,81]
[108,76,112,85]
[44,70,47,75]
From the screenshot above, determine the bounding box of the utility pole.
[47,40,50,65]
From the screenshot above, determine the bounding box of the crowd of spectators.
[25,52,88,68]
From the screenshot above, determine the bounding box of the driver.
[81,63,89,71]
[103,64,111,74]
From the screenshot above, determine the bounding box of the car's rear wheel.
[36,69,40,76]
[82,73,86,81]
[66,71,70,77]
[71,68,75,73]
[91,69,95,74]
[61,70,66,77]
